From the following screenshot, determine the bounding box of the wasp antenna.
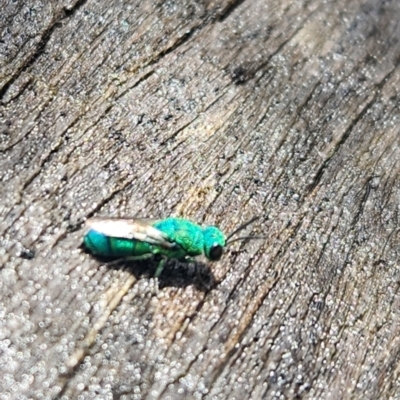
[226,235,267,245]
[226,216,260,242]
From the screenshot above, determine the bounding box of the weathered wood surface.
[1,0,400,398]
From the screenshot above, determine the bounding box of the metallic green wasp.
[83,216,263,277]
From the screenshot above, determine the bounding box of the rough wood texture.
[1,0,400,399]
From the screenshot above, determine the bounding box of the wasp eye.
[209,244,223,261]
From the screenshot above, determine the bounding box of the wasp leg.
[124,254,153,262]
[154,257,167,278]
[105,253,153,267]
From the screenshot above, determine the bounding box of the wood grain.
[1,0,400,398]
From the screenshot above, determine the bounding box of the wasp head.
[203,226,226,261]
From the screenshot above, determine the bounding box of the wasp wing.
[85,218,175,248]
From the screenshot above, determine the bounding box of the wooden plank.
[1,0,400,398]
